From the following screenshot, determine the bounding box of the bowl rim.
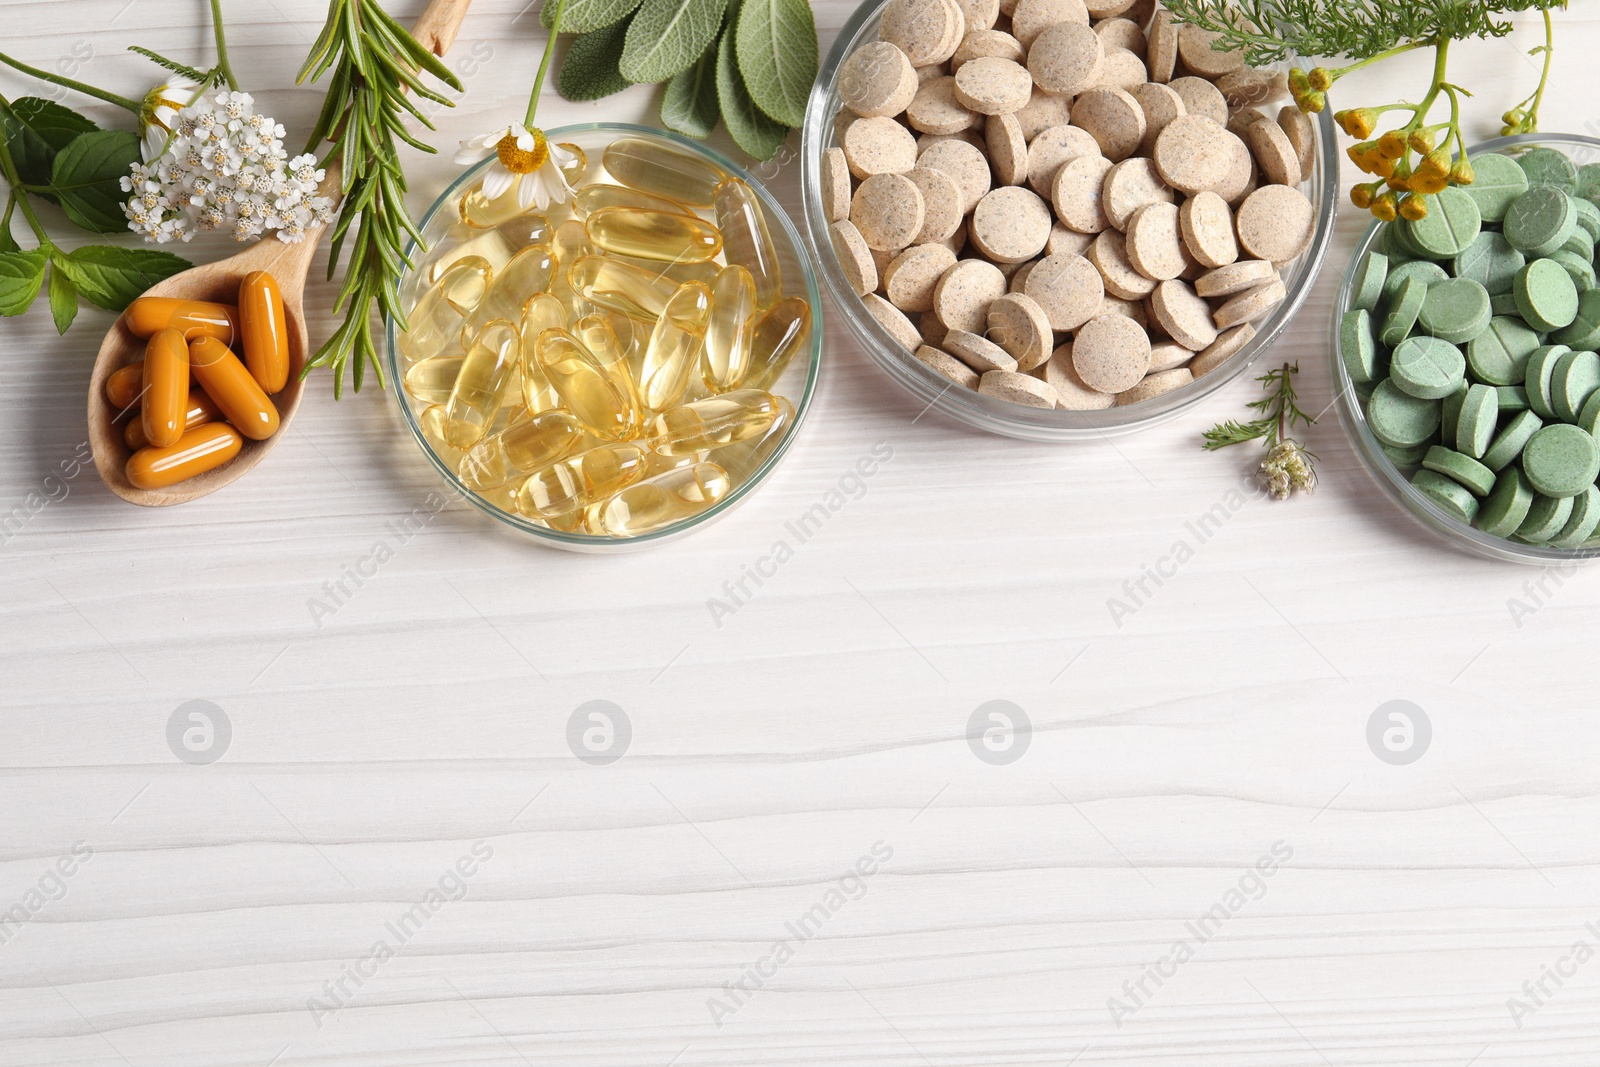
[1331,131,1600,566]
[385,121,825,550]
[799,0,1342,441]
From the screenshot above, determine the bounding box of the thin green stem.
[209,0,239,90]
[1330,39,1431,80]
[525,0,570,127]
[0,112,52,243]
[1526,9,1554,132]
[0,51,139,112]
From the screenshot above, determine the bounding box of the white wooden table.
[5,2,1600,1063]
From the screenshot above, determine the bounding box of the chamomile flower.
[137,74,204,162]
[454,123,575,211]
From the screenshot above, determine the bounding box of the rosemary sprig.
[1203,363,1317,499]
[296,0,462,397]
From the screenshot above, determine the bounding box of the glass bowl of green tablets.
[384,123,823,553]
[801,0,1342,441]
[1333,133,1600,564]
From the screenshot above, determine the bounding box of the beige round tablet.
[871,245,895,290]
[822,147,853,223]
[1027,22,1103,95]
[1071,88,1145,161]
[984,114,1029,186]
[1236,184,1314,262]
[907,76,983,135]
[1146,8,1178,82]
[917,129,984,155]
[1091,50,1148,92]
[952,29,1025,73]
[863,292,923,351]
[1124,201,1186,281]
[1177,191,1237,269]
[1194,257,1276,297]
[1169,76,1228,125]
[1226,107,1269,138]
[904,166,965,242]
[1221,149,1257,206]
[831,219,878,295]
[1052,153,1115,233]
[920,310,949,347]
[1191,321,1255,376]
[851,173,926,251]
[1245,117,1302,186]
[933,0,970,63]
[1116,366,1193,405]
[1213,277,1286,330]
[1087,229,1156,299]
[840,42,920,118]
[918,138,992,214]
[1149,278,1218,350]
[1010,0,1089,49]
[880,0,960,65]
[1094,17,1146,58]
[943,328,1019,372]
[1101,294,1148,328]
[1152,115,1249,196]
[1012,88,1073,141]
[1007,260,1037,293]
[979,369,1058,407]
[1176,24,1245,77]
[954,0,1000,33]
[1131,83,1186,155]
[1046,222,1094,259]
[1072,313,1151,392]
[1216,68,1288,110]
[1045,344,1116,408]
[1148,339,1193,372]
[971,186,1052,262]
[1278,105,1316,178]
[1023,251,1104,330]
[1102,157,1173,231]
[884,243,959,311]
[986,292,1054,370]
[916,63,950,86]
[1026,124,1101,197]
[914,344,980,388]
[843,116,919,178]
[953,57,1033,115]
[933,258,1008,331]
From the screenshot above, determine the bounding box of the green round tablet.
[1440,381,1469,449]
[1522,423,1600,497]
[1465,152,1531,223]
[1504,186,1579,258]
[1467,316,1542,386]
[1380,222,1419,265]
[1381,440,1431,466]
[1515,259,1580,332]
[1579,390,1600,437]
[1405,188,1482,258]
[1477,466,1535,536]
[1455,382,1499,459]
[1561,228,1595,261]
[1575,197,1600,241]
[1552,290,1600,351]
[1550,250,1597,293]
[1453,232,1525,296]
[1491,291,1523,317]
[1551,348,1600,421]
[1381,275,1428,347]
[1422,445,1497,496]
[1413,469,1480,524]
[1579,163,1600,204]
[1417,277,1492,345]
[1517,146,1579,193]
[1367,378,1442,448]
[1391,336,1466,399]
[1549,484,1600,548]
[1351,251,1388,313]
[1498,385,1530,413]
[1483,409,1544,471]
[1340,307,1382,384]
[1525,344,1571,418]
[1382,259,1448,305]
[1517,492,1575,542]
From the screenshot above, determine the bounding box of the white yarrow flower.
[454,123,574,211]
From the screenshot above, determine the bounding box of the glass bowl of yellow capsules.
[387,124,822,551]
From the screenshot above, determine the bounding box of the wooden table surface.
[5,1,1600,1063]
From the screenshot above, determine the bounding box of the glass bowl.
[385,123,824,553]
[801,0,1340,441]
[1332,133,1600,565]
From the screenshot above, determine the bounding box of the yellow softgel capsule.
[426,228,515,285]
[570,313,631,381]
[639,282,712,412]
[574,183,694,217]
[518,293,566,413]
[419,405,464,461]
[744,297,812,391]
[586,461,732,536]
[556,142,588,185]
[498,212,553,251]
[569,255,680,321]
[649,389,785,455]
[614,254,722,289]
[538,327,643,440]
[584,207,723,263]
[459,408,586,491]
[549,220,593,318]
[516,441,652,519]
[714,178,783,308]
[459,244,558,346]
[603,137,726,208]
[703,265,757,390]
[443,320,521,449]
[460,175,551,229]
[399,258,492,361]
[404,354,464,404]
[710,395,795,481]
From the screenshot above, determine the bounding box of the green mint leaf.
[734,0,816,127]
[0,249,48,317]
[660,42,720,138]
[0,203,18,254]
[47,258,78,334]
[0,96,100,192]
[61,245,191,312]
[49,130,141,234]
[716,27,787,161]
[622,0,728,84]
[559,18,636,101]
[543,0,644,32]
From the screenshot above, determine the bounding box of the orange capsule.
[104,362,145,412]
[124,297,240,344]
[125,390,222,450]
[189,336,280,440]
[239,271,289,393]
[125,423,243,489]
[141,329,191,449]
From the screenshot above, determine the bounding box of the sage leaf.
[716,27,787,161]
[47,258,78,334]
[61,245,191,312]
[622,0,728,84]
[0,96,99,192]
[660,43,720,138]
[0,250,48,317]
[559,18,636,101]
[543,0,643,33]
[49,130,141,234]
[734,0,815,127]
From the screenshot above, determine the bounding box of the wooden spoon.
[88,0,475,506]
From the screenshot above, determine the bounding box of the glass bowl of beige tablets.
[1333,133,1600,564]
[386,124,822,551]
[803,0,1339,440]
